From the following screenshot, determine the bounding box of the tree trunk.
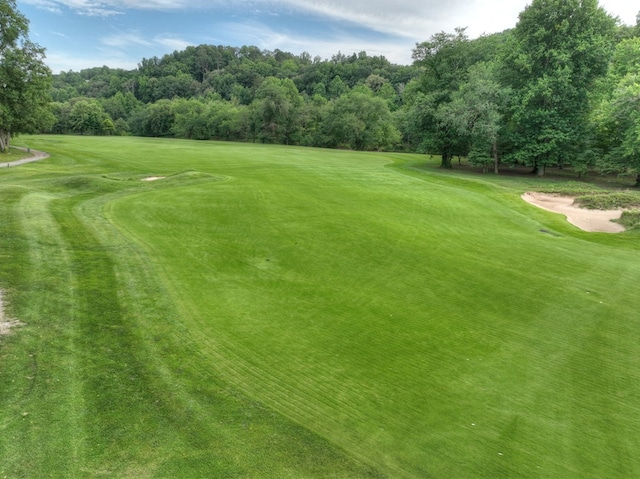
[635,174,640,187]
[0,130,9,153]
[493,140,499,175]
[537,164,545,177]
[441,152,453,169]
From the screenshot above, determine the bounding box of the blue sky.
[16,0,639,73]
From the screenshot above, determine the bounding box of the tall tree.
[252,77,303,145]
[408,28,473,167]
[0,0,53,151]
[412,28,471,97]
[593,75,640,185]
[502,0,617,175]
[593,38,640,184]
[441,62,511,174]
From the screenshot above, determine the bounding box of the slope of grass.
[2,135,640,478]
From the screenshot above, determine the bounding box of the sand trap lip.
[141,176,166,181]
[522,192,624,233]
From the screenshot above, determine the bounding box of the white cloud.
[21,0,63,13]
[278,0,465,38]
[22,0,638,34]
[21,0,197,14]
[155,36,191,52]
[216,20,415,64]
[99,31,190,57]
[45,50,138,72]
[101,32,153,48]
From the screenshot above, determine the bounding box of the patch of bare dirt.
[142,176,166,181]
[522,192,625,233]
[0,290,24,337]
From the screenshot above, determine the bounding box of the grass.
[1,135,640,478]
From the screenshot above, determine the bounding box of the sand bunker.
[142,176,166,181]
[522,192,624,233]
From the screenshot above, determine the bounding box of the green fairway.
[1,136,640,478]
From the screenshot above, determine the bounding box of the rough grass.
[615,209,640,229]
[0,147,31,164]
[574,192,640,209]
[2,135,640,478]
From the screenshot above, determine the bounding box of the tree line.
[49,47,414,151]
[2,0,640,182]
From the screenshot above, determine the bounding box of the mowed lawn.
[1,136,640,478]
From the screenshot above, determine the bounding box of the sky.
[15,0,639,73]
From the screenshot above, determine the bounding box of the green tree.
[412,27,472,97]
[101,91,141,121]
[142,100,175,137]
[206,100,244,141]
[325,88,400,151]
[113,117,130,136]
[594,74,640,185]
[442,62,511,173]
[171,99,209,140]
[400,87,468,166]
[69,99,108,135]
[327,75,348,99]
[252,77,303,144]
[502,0,617,175]
[407,28,474,167]
[611,37,640,79]
[0,0,53,151]
[49,101,73,133]
[299,94,331,147]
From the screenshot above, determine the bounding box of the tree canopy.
[501,0,618,175]
[0,0,53,152]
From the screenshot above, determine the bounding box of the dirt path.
[2,147,49,168]
[522,192,625,233]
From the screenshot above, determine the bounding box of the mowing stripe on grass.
[2,135,640,478]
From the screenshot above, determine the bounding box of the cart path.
[3,147,49,167]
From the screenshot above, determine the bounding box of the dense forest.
[44,1,640,179]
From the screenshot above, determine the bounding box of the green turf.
[1,135,640,478]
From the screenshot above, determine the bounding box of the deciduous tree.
[502,0,617,175]
[442,62,511,173]
[69,99,108,135]
[325,87,400,151]
[252,77,303,144]
[0,0,53,151]
[407,28,474,167]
